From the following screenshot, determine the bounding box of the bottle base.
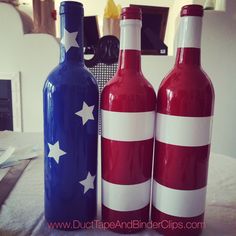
[106,227,146,234]
[151,206,204,236]
[101,204,149,234]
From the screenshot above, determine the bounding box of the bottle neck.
[175,16,202,66]
[60,13,84,64]
[117,19,141,71]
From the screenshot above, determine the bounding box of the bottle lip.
[121,7,142,20]
[181,4,203,17]
[60,1,83,15]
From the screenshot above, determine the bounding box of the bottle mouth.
[60,1,83,15]
[181,4,203,17]
[121,7,142,20]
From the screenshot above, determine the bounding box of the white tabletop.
[0,142,236,235]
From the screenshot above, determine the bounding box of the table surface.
[0,144,236,236]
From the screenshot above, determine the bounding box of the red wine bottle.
[101,7,156,233]
[152,5,215,236]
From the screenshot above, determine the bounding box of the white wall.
[165,0,195,55]
[20,0,212,55]
[164,0,226,55]
[19,0,174,51]
[201,1,236,158]
[17,0,226,56]
[0,3,59,132]
[54,0,174,42]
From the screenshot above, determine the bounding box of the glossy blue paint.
[43,1,98,227]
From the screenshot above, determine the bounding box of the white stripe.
[120,19,141,50]
[152,181,206,217]
[102,110,155,141]
[178,16,202,48]
[156,113,213,147]
[102,179,151,212]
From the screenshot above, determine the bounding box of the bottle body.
[43,1,98,227]
[152,5,214,236]
[101,8,156,233]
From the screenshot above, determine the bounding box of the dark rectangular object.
[130,4,169,55]
[84,16,100,54]
[0,80,13,131]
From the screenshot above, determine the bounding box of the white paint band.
[178,16,202,48]
[120,19,141,50]
[102,110,155,141]
[152,181,206,217]
[156,113,213,147]
[102,179,151,212]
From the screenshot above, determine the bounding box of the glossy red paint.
[121,7,142,20]
[157,48,214,117]
[152,5,215,236]
[152,49,214,235]
[101,8,156,232]
[154,141,210,189]
[101,50,156,112]
[102,205,149,233]
[102,137,153,184]
[181,4,203,17]
[101,50,155,231]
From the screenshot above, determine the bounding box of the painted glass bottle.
[101,7,156,233]
[152,5,215,236]
[43,1,98,228]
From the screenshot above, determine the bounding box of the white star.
[75,102,95,125]
[48,141,66,164]
[61,29,79,52]
[79,172,96,194]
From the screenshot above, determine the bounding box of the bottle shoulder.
[103,71,155,94]
[101,72,156,111]
[157,66,215,116]
[44,62,98,90]
[159,66,214,94]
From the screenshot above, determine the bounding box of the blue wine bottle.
[43,1,98,228]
